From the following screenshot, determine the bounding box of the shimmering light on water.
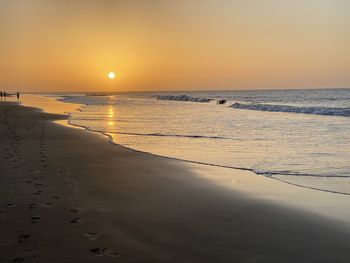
[43,89,350,194]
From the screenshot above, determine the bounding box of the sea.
[45,88,350,195]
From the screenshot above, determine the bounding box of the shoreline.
[19,95,350,223]
[22,94,350,197]
[1,100,350,262]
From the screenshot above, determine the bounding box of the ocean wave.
[157,95,211,103]
[230,103,350,117]
[255,170,350,178]
[108,131,228,140]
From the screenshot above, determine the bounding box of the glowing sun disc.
[108,72,116,79]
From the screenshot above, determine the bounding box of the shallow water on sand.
[24,89,350,195]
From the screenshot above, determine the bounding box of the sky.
[0,0,349,92]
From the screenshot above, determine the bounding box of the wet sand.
[1,101,350,263]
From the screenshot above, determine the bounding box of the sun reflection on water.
[108,106,114,127]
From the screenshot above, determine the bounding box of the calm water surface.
[46,89,350,195]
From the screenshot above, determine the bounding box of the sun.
[108,72,116,80]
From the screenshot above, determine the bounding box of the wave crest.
[230,103,350,117]
[157,95,211,103]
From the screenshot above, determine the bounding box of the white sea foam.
[157,94,211,102]
[230,102,350,117]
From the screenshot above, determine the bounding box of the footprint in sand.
[5,203,15,208]
[45,202,53,207]
[90,248,120,257]
[34,190,42,196]
[12,257,24,263]
[69,209,79,213]
[90,248,104,256]
[29,203,36,210]
[30,216,41,224]
[18,234,30,244]
[84,232,99,240]
[70,218,83,225]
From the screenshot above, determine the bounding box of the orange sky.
[0,0,349,92]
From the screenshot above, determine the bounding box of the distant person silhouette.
[0,91,2,101]
[16,92,20,101]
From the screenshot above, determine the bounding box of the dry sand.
[1,101,350,263]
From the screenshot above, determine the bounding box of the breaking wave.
[230,103,350,117]
[157,95,211,103]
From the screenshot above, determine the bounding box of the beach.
[1,100,350,263]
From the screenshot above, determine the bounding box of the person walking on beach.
[0,91,3,101]
[16,92,20,101]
